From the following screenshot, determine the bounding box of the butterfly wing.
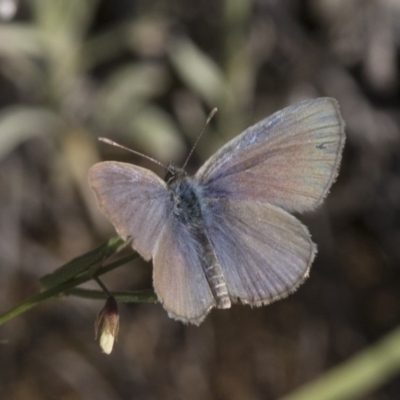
[196,97,345,212]
[152,214,216,324]
[89,161,215,323]
[202,198,315,305]
[89,161,173,260]
[194,98,345,305]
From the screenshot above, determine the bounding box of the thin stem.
[95,277,112,297]
[67,288,157,303]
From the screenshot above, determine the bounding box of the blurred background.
[1,0,400,399]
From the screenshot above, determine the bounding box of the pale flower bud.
[94,296,119,354]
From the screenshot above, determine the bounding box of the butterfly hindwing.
[203,198,315,305]
[152,213,216,324]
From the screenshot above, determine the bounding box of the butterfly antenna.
[181,107,218,170]
[98,138,166,169]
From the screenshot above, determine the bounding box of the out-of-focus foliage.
[1,0,400,399]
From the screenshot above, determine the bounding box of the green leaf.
[0,253,139,327]
[93,63,170,130]
[82,23,130,71]
[0,24,41,57]
[0,106,67,160]
[127,104,185,162]
[168,36,228,106]
[40,236,125,290]
[281,324,400,400]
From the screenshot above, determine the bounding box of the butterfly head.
[164,162,187,185]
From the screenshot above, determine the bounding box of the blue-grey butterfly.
[89,97,345,325]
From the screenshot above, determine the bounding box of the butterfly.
[88,97,345,325]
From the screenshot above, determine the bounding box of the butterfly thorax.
[165,165,231,310]
[169,178,203,225]
[164,162,203,225]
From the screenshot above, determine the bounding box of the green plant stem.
[68,288,157,303]
[0,254,140,326]
[94,276,112,297]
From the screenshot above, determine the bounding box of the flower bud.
[94,296,119,354]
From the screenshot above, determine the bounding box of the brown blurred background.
[1,0,400,399]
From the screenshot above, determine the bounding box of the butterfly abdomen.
[169,176,231,309]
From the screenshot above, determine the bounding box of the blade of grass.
[168,36,228,107]
[40,236,124,290]
[281,324,400,400]
[0,253,142,327]
[0,106,67,160]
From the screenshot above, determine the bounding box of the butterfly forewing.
[203,199,315,304]
[89,162,172,260]
[153,214,216,324]
[196,98,345,213]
